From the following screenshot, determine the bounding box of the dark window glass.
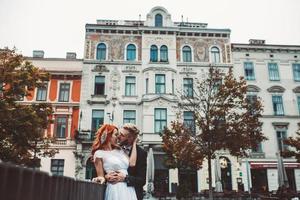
[183,78,193,97]
[154,108,167,133]
[150,45,158,62]
[55,116,67,138]
[126,44,136,61]
[123,110,136,124]
[96,43,106,60]
[160,45,168,62]
[155,14,163,27]
[182,46,192,62]
[36,84,47,101]
[94,76,105,95]
[155,74,165,94]
[51,159,64,176]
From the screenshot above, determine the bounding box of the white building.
[77,6,237,194]
[232,40,300,193]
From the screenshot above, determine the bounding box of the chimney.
[66,52,77,59]
[33,50,44,58]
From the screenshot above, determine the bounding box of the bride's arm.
[93,158,106,184]
[129,138,138,167]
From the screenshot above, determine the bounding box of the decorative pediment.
[92,64,109,72]
[247,85,261,92]
[267,85,285,93]
[293,86,300,93]
[272,122,289,130]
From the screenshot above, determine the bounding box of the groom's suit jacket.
[127,145,147,200]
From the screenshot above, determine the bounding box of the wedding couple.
[91,123,147,200]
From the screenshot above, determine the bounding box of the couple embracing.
[91,123,147,200]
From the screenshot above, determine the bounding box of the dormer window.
[155,14,163,27]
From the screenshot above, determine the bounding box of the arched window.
[150,45,158,62]
[211,47,220,63]
[155,14,163,27]
[182,46,192,62]
[96,43,106,60]
[126,44,136,61]
[160,45,168,62]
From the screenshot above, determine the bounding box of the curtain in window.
[268,63,280,81]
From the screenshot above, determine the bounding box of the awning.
[250,162,300,169]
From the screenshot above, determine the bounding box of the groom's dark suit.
[126,145,147,200]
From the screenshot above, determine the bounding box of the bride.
[91,124,137,200]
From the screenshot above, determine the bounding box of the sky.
[0,0,299,58]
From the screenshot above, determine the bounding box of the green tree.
[162,66,266,199]
[0,48,57,168]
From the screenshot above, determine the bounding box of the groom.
[105,123,147,200]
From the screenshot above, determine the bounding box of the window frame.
[210,46,221,63]
[155,14,163,27]
[55,116,67,138]
[51,159,64,176]
[125,76,136,96]
[96,43,107,60]
[94,76,105,95]
[154,108,167,133]
[160,45,168,62]
[244,62,255,80]
[126,44,137,61]
[268,62,280,81]
[91,110,104,140]
[182,46,192,62]
[58,83,70,102]
[272,95,284,116]
[123,110,136,124]
[155,74,166,94]
[183,78,193,97]
[292,63,300,82]
[150,45,158,62]
[36,83,48,101]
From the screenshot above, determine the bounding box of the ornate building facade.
[77,6,236,193]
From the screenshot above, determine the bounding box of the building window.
[155,14,163,27]
[210,47,220,63]
[246,94,257,114]
[244,62,255,80]
[126,44,136,61]
[36,84,47,101]
[183,78,193,97]
[51,159,64,176]
[160,45,168,62]
[123,110,136,124]
[91,110,104,139]
[268,63,280,81]
[58,83,70,102]
[150,45,158,62]
[55,116,67,138]
[297,96,300,115]
[94,76,105,95]
[146,78,149,94]
[155,74,165,94]
[277,130,287,152]
[272,95,284,116]
[96,43,106,60]
[182,46,192,62]
[125,76,136,96]
[252,142,263,153]
[183,111,195,133]
[293,63,300,81]
[154,108,167,133]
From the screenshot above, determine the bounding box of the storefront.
[250,162,300,192]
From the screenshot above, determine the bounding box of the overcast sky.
[0,0,299,58]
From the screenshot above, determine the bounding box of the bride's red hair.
[91,124,119,156]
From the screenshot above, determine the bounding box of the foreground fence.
[0,162,105,200]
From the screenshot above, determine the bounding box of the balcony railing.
[0,162,105,200]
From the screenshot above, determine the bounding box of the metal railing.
[0,162,105,200]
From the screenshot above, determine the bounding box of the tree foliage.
[162,66,266,198]
[0,48,57,167]
[282,130,300,162]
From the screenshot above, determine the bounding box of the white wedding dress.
[94,149,137,200]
